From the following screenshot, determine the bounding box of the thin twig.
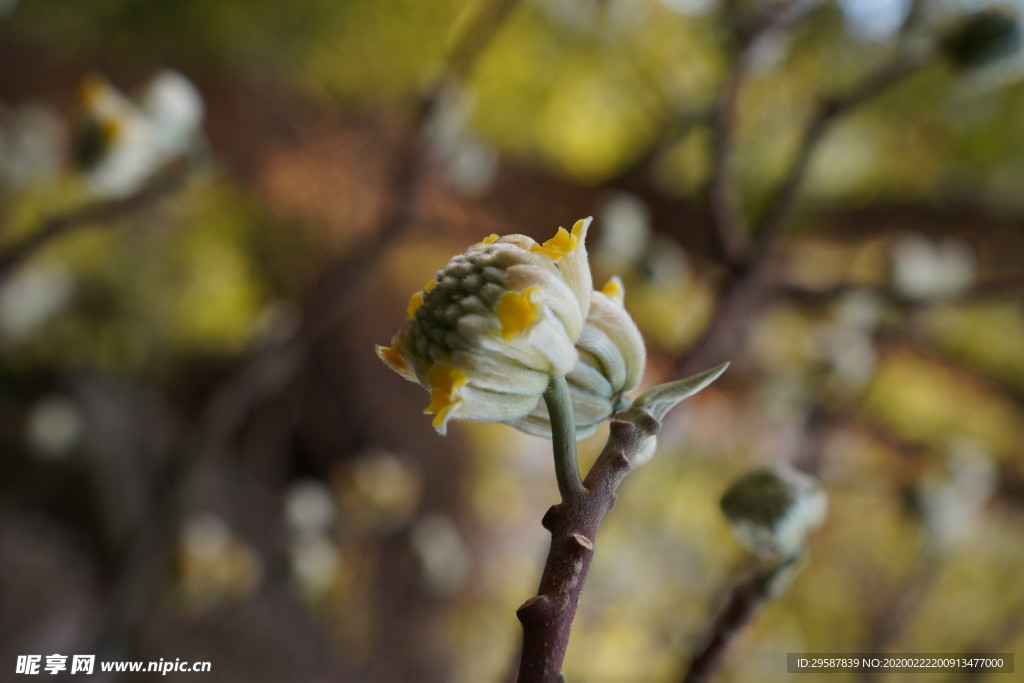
[754,54,927,250]
[960,602,1024,682]
[682,565,777,683]
[707,55,754,267]
[707,1,805,268]
[753,0,929,250]
[516,411,660,682]
[859,555,943,683]
[678,51,930,377]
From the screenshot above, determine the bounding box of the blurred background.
[1,0,1023,681]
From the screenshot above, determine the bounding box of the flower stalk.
[543,374,585,504]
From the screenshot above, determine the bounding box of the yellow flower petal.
[406,291,424,319]
[496,285,541,340]
[474,234,500,247]
[531,226,578,260]
[601,276,625,304]
[424,279,437,291]
[424,364,467,432]
[376,343,415,381]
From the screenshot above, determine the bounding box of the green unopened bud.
[511,276,646,438]
[377,220,593,435]
[942,7,1021,70]
[720,465,827,561]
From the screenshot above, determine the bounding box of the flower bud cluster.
[378,220,594,434]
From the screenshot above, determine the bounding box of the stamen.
[531,227,578,260]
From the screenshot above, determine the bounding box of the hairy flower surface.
[377,220,592,434]
[512,276,646,438]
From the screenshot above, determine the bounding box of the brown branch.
[707,56,754,268]
[707,1,807,268]
[682,565,777,683]
[0,164,190,285]
[858,555,943,683]
[960,602,1024,682]
[516,412,660,682]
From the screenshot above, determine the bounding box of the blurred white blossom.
[913,439,996,551]
[138,69,205,159]
[26,395,85,461]
[426,85,498,195]
[596,191,651,273]
[0,262,74,342]
[75,70,204,199]
[334,450,421,534]
[814,324,877,391]
[891,233,976,301]
[177,513,262,608]
[596,191,691,288]
[410,513,470,596]
[285,479,336,536]
[290,534,341,597]
[834,291,884,333]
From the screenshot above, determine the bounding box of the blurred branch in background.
[679,5,932,378]
[752,50,927,251]
[681,564,774,683]
[707,0,810,268]
[0,164,191,285]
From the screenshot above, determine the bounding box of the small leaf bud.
[720,464,827,561]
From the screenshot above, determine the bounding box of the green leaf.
[632,361,729,422]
